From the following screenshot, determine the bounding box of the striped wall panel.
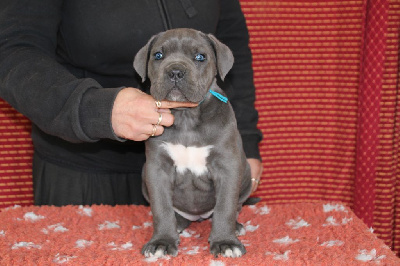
[0,101,33,207]
[241,0,363,205]
[374,0,400,254]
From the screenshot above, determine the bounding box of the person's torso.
[57,0,220,88]
[35,0,222,173]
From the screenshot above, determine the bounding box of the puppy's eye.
[195,54,206,62]
[154,52,163,60]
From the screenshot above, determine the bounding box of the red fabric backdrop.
[1,0,400,256]
[0,105,33,206]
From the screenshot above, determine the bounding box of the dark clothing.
[0,0,262,204]
[33,153,148,205]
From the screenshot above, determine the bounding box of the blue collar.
[199,89,228,104]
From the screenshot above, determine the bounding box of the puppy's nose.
[168,69,185,82]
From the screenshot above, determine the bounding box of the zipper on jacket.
[179,0,197,18]
[157,0,172,30]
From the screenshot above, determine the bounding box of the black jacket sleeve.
[0,0,122,143]
[216,0,262,159]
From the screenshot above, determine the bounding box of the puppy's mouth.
[165,88,190,102]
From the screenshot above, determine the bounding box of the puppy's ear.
[133,35,157,82]
[207,34,234,81]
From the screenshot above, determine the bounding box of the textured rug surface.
[0,202,399,265]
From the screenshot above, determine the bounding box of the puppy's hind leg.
[175,212,192,234]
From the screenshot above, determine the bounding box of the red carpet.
[0,202,399,265]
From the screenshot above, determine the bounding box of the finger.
[137,134,151,142]
[251,183,258,193]
[152,112,174,127]
[145,124,165,137]
[156,125,165,135]
[159,100,198,109]
[250,177,261,193]
[157,108,172,114]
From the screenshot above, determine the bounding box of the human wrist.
[242,135,262,160]
[79,87,126,141]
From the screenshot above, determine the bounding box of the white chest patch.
[161,142,213,176]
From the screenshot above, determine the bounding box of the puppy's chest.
[161,142,213,176]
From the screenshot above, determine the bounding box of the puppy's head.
[134,28,234,103]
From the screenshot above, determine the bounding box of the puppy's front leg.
[209,165,246,258]
[142,164,179,257]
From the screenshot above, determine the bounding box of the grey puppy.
[133,28,252,258]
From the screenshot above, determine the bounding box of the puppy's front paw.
[210,239,246,258]
[142,238,179,258]
[236,222,246,236]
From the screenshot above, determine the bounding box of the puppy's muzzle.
[165,64,187,83]
[162,62,196,102]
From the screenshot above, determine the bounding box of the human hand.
[111,87,197,141]
[247,158,263,193]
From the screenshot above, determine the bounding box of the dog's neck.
[171,86,228,130]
